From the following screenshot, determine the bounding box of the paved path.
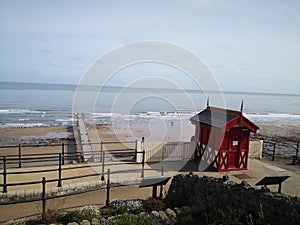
[1,157,300,223]
[76,114,94,162]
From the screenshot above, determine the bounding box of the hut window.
[232,141,239,146]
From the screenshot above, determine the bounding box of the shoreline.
[0,123,299,154]
[0,124,300,156]
[0,126,77,163]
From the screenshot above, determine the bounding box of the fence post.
[159,165,164,199]
[61,143,65,165]
[3,156,7,193]
[134,140,137,160]
[296,143,299,159]
[272,143,276,161]
[58,154,62,187]
[106,169,110,206]
[42,177,47,221]
[141,150,145,178]
[101,151,105,181]
[100,141,103,162]
[18,144,22,168]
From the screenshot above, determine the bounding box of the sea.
[0,82,300,129]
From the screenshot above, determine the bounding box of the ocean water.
[0,82,300,128]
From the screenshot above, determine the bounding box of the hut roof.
[190,106,259,133]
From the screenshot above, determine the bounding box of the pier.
[75,113,93,162]
[75,113,101,162]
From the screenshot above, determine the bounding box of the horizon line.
[0,81,299,97]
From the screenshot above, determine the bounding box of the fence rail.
[0,140,137,168]
[259,139,300,164]
[0,165,159,221]
[0,149,146,193]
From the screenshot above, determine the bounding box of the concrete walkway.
[76,114,93,162]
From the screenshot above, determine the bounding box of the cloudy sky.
[0,0,300,94]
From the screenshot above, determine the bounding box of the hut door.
[228,131,240,168]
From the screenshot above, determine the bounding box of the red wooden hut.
[190,102,259,172]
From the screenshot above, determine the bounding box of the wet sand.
[0,127,77,167]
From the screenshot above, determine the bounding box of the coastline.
[0,123,299,148]
[0,123,299,158]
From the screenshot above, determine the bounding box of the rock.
[173,207,182,215]
[164,174,300,225]
[222,174,229,182]
[165,208,177,218]
[180,206,191,214]
[67,223,78,225]
[80,220,90,225]
[158,210,168,220]
[139,212,150,218]
[91,218,99,225]
[190,205,203,216]
[151,210,159,218]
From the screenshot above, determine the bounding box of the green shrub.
[59,205,100,224]
[99,207,115,216]
[106,213,157,225]
[5,218,42,225]
[107,199,145,215]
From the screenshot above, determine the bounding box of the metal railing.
[0,140,138,168]
[0,164,160,221]
[0,149,146,193]
[260,139,299,164]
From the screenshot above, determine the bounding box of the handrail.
[0,149,147,193]
[0,140,136,149]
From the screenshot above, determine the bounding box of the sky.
[0,0,300,94]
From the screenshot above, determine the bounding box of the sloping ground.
[164,174,300,225]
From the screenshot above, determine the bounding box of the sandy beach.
[0,123,299,156]
[0,126,76,157]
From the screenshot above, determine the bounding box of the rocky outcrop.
[164,174,300,225]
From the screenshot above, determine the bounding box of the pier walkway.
[75,113,101,162]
